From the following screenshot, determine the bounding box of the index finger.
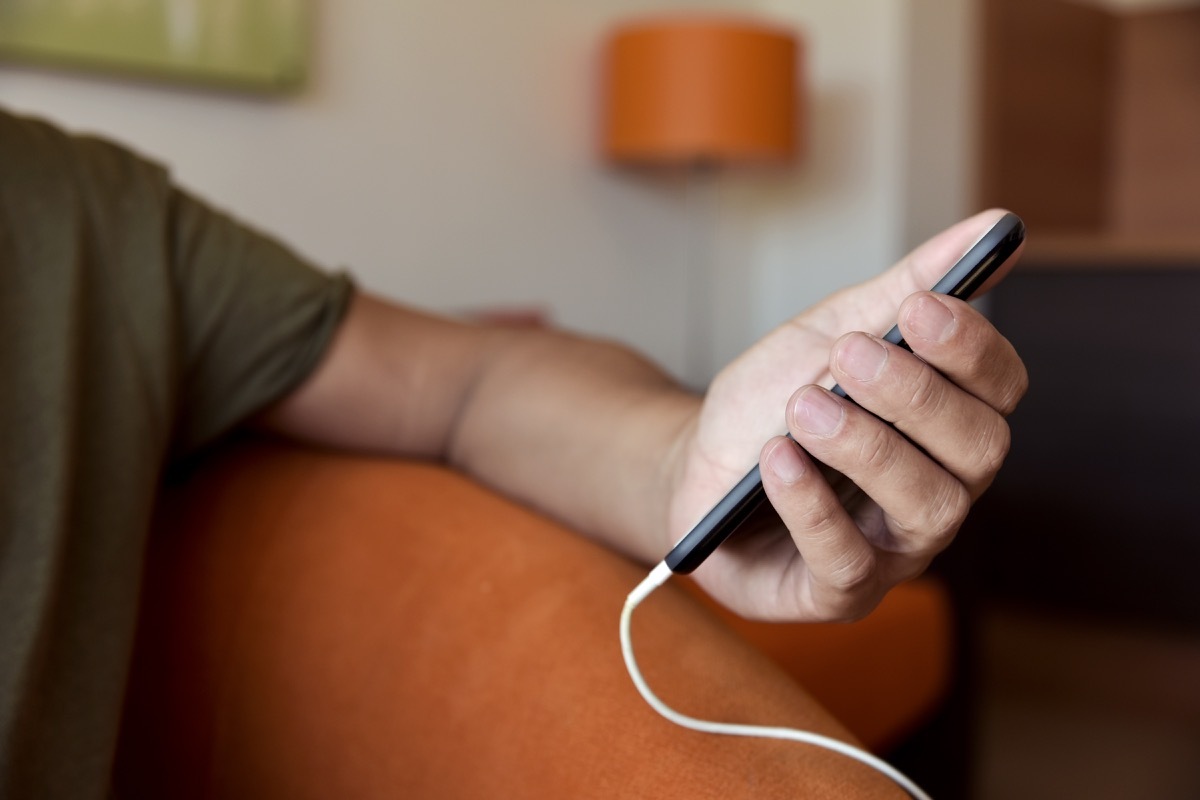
[898,293,1029,417]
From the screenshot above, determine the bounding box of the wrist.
[651,400,702,555]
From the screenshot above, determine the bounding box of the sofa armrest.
[116,437,913,799]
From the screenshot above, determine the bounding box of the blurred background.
[2,0,1197,796]
[0,0,979,388]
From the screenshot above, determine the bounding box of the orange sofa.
[114,437,956,799]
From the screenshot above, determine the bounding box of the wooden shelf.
[980,0,1200,259]
[1020,233,1200,268]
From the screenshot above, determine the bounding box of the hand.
[667,210,1029,621]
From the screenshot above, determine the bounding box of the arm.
[257,209,1028,621]
[255,295,699,564]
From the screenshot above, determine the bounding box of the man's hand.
[666,209,1028,621]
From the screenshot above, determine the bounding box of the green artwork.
[0,0,309,92]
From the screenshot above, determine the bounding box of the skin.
[257,208,1028,623]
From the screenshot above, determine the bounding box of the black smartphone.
[663,212,1026,574]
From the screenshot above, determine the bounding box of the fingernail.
[906,295,956,343]
[766,438,806,484]
[837,334,888,382]
[793,387,844,437]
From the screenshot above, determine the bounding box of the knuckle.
[976,419,1012,477]
[892,480,970,550]
[826,546,878,596]
[959,416,1012,489]
[806,545,879,623]
[972,334,1028,416]
[797,500,843,537]
[854,425,901,474]
[905,365,947,419]
[927,481,971,544]
[793,510,881,622]
[952,336,990,381]
[997,357,1030,416]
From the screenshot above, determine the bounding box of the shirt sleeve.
[2,107,354,461]
[164,187,355,456]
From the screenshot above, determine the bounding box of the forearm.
[445,326,698,563]
[259,291,699,563]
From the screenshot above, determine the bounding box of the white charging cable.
[620,562,934,800]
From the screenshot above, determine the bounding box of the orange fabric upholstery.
[115,438,949,799]
[685,578,953,751]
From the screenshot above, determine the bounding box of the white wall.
[708,1,909,374]
[902,0,982,249]
[0,0,978,386]
[707,0,980,374]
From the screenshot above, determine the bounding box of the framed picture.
[0,0,310,92]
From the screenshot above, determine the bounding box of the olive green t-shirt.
[0,109,354,797]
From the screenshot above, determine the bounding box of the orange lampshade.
[601,15,800,166]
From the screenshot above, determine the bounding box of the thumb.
[886,208,1024,305]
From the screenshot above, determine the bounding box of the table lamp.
[600,14,802,382]
[601,15,800,166]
